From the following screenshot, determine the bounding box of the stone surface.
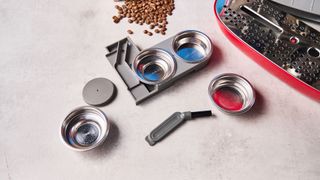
[0,0,319,180]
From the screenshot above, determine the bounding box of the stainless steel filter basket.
[132,48,176,85]
[208,73,256,114]
[61,106,110,151]
[172,30,213,63]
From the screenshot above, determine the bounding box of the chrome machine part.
[61,106,110,151]
[219,0,320,90]
[208,73,256,114]
[270,0,320,23]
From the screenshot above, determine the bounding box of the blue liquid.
[138,64,164,82]
[177,44,205,62]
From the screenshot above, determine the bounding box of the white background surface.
[0,0,319,179]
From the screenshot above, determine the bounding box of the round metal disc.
[82,78,116,106]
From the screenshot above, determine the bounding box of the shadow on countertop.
[206,43,224,70]
[238,89,266,121]
[83,121,120,159]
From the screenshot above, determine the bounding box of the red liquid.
[212,87,243,111]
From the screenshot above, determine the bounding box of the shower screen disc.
[82,78,116,106]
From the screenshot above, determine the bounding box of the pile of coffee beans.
[112,0,175,36]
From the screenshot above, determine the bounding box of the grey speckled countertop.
[0,0,319,180]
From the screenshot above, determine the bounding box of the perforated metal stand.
[218,0,320,92]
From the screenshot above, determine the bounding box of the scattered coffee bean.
[112,0,175,35]
[127,30,134,34]
[115,5,121,10]
[113,17,120,23]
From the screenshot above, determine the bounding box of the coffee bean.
[115,5,121,10]
[112,0,175,36]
